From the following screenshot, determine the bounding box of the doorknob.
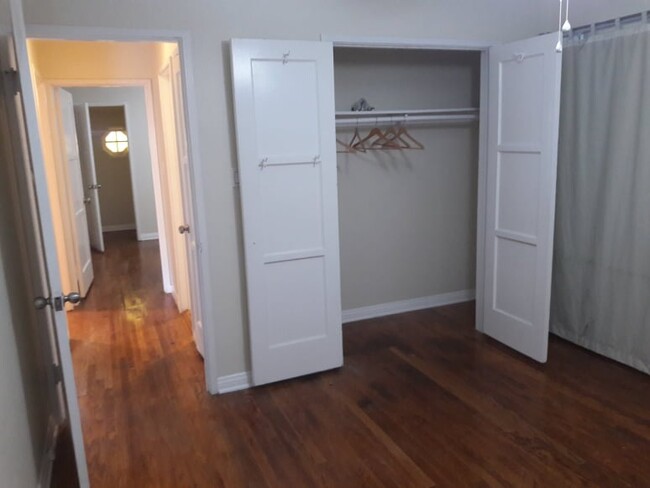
[178,224,190,234]
[83,197,91,204]
[33,296,51,310]
[64,292,82,305]
[34,292,82,311]
[88,183,102,190]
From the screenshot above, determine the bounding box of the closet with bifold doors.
[231,34,563,387]
[334,47,481,321]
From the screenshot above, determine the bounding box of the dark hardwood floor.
[62,231,650,487]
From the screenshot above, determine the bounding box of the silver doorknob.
[64,292,82,305]
[34,296,51,310]
[84,197,91,204]
[178,224,190,234]
[34,292,82,310]
[88,183,102,190]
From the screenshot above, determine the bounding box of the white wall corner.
[137,232,159,241]
[37,415,60,488]
[216,371,252,394]
[342,289,476,324]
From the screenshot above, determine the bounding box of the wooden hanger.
[394,126,424,149]
[353,126,387,151]
[337,138,353,153]
[337,123,367,153]
[383,117,425,150]
[348,124,366,152]
[380,120,410,149]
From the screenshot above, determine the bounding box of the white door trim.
[81,101,142,243]
[25,25,219,393]
[41,80,171,290]
[157,64,183,305]
[321,34,491,333]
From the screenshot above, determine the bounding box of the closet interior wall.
[334,48,481,312]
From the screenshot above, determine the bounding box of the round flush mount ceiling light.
[103,129,129,156]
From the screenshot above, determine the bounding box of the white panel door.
[170,50,203,356]
[74,103,105,252]
[1,0,89,485]
[57,89,94,296]
[231,39,343,386]
[483,32,562,362]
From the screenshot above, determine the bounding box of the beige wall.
[29,43,161,238]
[22,0,650,380]
[88,106,136,230]
[335,48,480,310]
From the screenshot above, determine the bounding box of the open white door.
[169,49,204,355]
[482,32,562,362]
[231,39,343,386]
[0,0,89,486]
[56,89,94,296]
[74,102,105,252]
[158,64,190,313]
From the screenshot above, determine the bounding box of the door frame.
[25,25,219,393]
[80,99,155,242]
[322,34,493,332]
[41,82,173,293]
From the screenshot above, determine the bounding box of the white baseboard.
[37,416,60,488]
[102,223,136,232]
[138,232,159,241]
[342,289,476,324]
[214,291,474,393]
[216,371,252,394]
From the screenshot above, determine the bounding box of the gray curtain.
[551,24,650,373]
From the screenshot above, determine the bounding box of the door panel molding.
[231,39,343,386]
[483,32,562,362]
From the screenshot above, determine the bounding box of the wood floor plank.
[55,230,650,488]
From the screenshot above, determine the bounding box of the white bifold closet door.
[231,39,343,386]
[482,32,562,362]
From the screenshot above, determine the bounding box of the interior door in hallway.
[170,49,204,356]
[57,88,94,296]
[0,0,89,485]
[74,102,105,252]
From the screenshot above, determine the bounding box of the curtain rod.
[566,10,649,40]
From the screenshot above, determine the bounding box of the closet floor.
[62,234,650,487]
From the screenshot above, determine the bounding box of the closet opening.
[333,46,485,326]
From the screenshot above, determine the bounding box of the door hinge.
[52,364,63,384]
[233,168,240,187]
[2,68,19,96]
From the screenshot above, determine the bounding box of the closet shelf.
[335,108,479,128]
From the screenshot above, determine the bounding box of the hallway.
[66,231,203,486]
